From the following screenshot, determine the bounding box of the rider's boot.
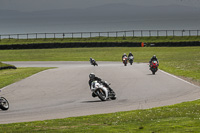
[108,88,115,96]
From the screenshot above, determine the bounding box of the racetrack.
[0,61,200,124]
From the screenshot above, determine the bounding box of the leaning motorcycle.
[122,56,128,66]
[90,81,116,101]
[90,59,98,66]
[150,60,158,75]
[128,56,134,65]
[0,90,9,110]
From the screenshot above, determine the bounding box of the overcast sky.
[0,0,200,12]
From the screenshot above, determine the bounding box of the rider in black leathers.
[90,57,95,64]
[89,57,98,66]
[89,73,114,97]
[128,52,133,58]
[149,55,159,66]
[89,57,93,63]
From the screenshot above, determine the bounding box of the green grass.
[0,62,10,67]
[0,67,51,89]
[1,99,200,132]
[0,36,200,45]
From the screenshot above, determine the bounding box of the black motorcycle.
[0,90,9,111]
[90,58,98,66]
[128,56,134,65]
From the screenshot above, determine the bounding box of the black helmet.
[89,73,95,79]
[153,55,156,58]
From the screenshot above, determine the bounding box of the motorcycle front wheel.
[0,97,9,110]
[96,89,107,101]
[151,68,157,75]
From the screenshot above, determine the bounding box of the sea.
[0,17,200,38]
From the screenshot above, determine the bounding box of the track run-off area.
[0,61,199,124]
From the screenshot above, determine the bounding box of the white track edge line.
[159,69,200,88]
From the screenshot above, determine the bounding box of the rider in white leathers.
[88,73,114,97]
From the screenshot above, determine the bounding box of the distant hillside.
[0,3,200,20]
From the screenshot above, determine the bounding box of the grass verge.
[0,67,52,89]
[0,62,15,68]
[0,36,200,45]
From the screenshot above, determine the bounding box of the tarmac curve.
[0,61,199,124]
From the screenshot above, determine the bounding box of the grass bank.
[0,67,51,89]
[0,36,200,45]
[0,62,14,68]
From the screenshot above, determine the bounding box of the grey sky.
[0,0,200,12]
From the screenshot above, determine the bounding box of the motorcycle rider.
[90,57,98,66]
[88,73,115,97]
[149,55,159,66]
[90,57,94,63]
[128,52,133,58]
[122,53,127,61]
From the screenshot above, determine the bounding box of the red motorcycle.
[122,56,128,66]
[150,60,158,75]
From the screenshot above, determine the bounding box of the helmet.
[129,52,132,54]
[89,73,95,79]
[153,55,156,58]
[123,53,126,55]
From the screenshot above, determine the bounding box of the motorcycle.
[90,58,98,66]
[0,90,9,111]
[128,56,134,65]
[122,56,128,66]
[90,81,116,101]
[150,60,158,75]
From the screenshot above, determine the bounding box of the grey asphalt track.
[0,61,200,124]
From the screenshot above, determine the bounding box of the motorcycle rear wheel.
[0,97,9,110]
